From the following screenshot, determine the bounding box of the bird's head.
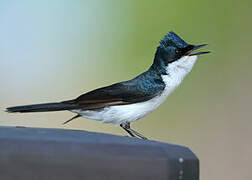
[157,31,210,65]
[151,31,210,75]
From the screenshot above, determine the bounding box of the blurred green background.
[0,0,251,179]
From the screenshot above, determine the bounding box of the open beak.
[187,44,210,56]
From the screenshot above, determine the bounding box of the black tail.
[6,102,79,113]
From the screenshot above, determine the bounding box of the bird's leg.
[128,128,148,140]
[120,123,135,137]
[120,122,148,140]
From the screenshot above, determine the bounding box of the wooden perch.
[0,126,199,180]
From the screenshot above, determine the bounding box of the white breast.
[72,55,198,125]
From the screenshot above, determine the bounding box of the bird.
[6,31,210,139]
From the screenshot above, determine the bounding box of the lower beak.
[188,44,210,56]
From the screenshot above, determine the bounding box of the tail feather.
[6,102,79,113]
[62,114,81,125]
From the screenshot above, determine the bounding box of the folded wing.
[63,78,165,110]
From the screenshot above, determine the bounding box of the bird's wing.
[63,79,165,110]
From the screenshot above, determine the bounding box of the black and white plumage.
[6,31,210,139]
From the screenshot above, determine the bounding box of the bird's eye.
[175,50,179,53]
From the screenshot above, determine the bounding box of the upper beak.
[187,44,210,56]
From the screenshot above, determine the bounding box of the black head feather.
[160,31,189,49]
[152,32,194,68]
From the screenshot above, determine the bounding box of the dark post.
[0,126,199,180]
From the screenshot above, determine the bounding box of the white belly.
[72,55,197,125]
[72,88,171,126]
